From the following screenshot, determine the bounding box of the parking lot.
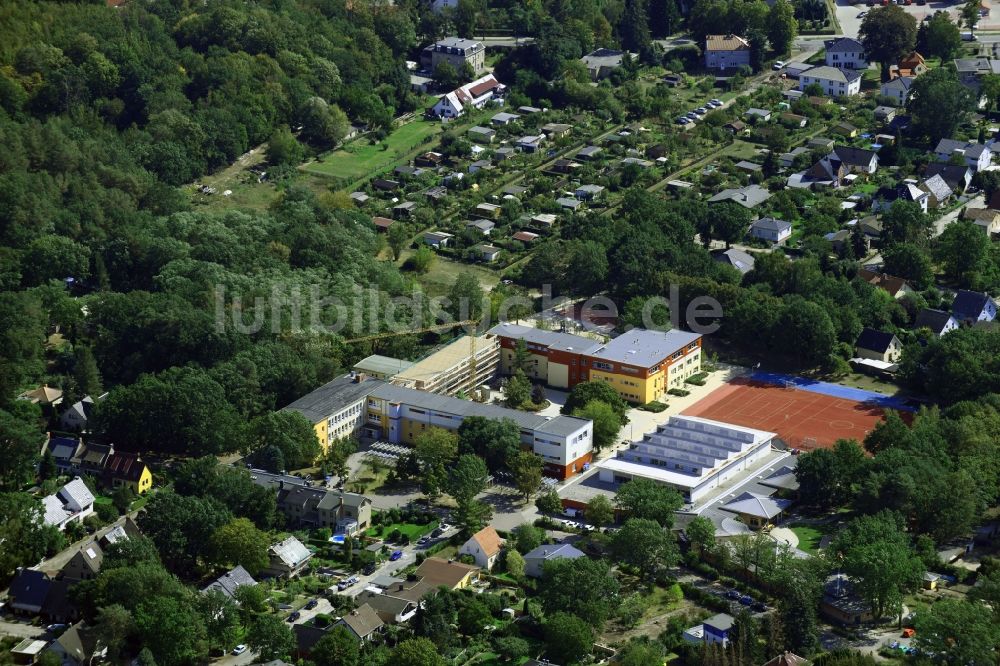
[835,0,969,38]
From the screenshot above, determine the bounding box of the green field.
[366,520,438,541]
[789,523,832,554]
[301,120,442,183]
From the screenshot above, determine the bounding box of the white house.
[750,217,793,244]
[799,66,863,97]
[933,139,992,172]
[824,37,867,70]
[881,76,915,106]
[705,34,751,71]
[42,478,95,531]
[430,74,505,119]
[458,526,504,570]
[913,309,960,337]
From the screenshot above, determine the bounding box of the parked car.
[772,60,786,70]
[389,550,403,561]
[725,590,741,600]
[46,624,67,633]
[431,527,444,538]
[711,98,723,106]
[677,117,690,125]
[694,107,708,115]
[286,611,301,622]
[336,576,358,591]
[305,599,318,610]
[232,645,248,656]
[752,601,768,612]
[740,595,754,606]
[857,10,867,17]
[362,562,378,575]
[417,536,430,545]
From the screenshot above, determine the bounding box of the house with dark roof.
[914,309,960,337]
[708,184,772,210]
[799,66,863,97]
[824,37,866,70]
[872,182,929,214]
[47,622,105,666]
[61,542,104,582]
[855,328,902,363]
[41,436,82,474]
[750,217,792,244]
[684,613,735,646]
[714,248,756,274]
[59,394,105,433]
[102,451,152,495]
[857,268,914,300]
[822,574,874,625]
[413,557,479,589]
[881,76,915,106]
[952,289,997,323]
[920,173,954,208]
[334,604,384,643]
[8,569,53,616]
[523,544,586,578]
[934,139,992,171]
[964,207,1000,235]
[924,162,972,193]
[355,589,420,625]
[202,565,257,600]
[581,48,628,80]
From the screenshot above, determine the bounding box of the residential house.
[581,48,627,80]
[855,328,902,363]
[708,184,772,210]
[202,565,257,601]
[934,138,992,171]
[881,76,915,106]
[59,394,105,432]
[824,229,853,253]
[715,248,756,274]
[783,63,813,79]
[466,219,495,235]
[871,182,929,214]
[833,145,879,175]
[467,126,496,143]
[102,451,152,494]
[750,217,792,244]
[490,112,520,126]
[858,216,884,243]
[413,557,479,589]
[952,289,997,322]
[552,158,581,174]
[99,517,140,548]
[47,623,104,666]
[42,478,94,531]
[423,231,454,248]
[541,122,573,138]
[334,604,384,643]
[857,268,914,300]
[473,203,502,220]
[744,108,772,123]
[41,436,82,474]
[824,37,867,70]
[421,37,485,74]
[471,243,501,262]
[924,162,972,193]
[8,570,52,616]
[355,589,420,625]
[799,66,863,97]
[262,537,313,578]
[953,57,998,91]
[920,174,954,209]
[495,146,516,161]
[705,34,751,71]
[965,207,1000,235]
[685,613,735,646]
[720,492,792,529]
[430,74,505,119]
[61,542,103,582]
[914,308,960,337]
[523,544,586,578]
[458,526,504,570]
[19,385,63,407]
[778,146,810,169]
[735,160,762,173]
[393,165,424,180]
[576,145,602,160]
[575,184,605,201]
[423,186,448,202]
[70,443,113,477]
[256,475,372,532]
[890,52,927,78]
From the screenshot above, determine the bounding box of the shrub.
[668,388,690,397]
[639,401,668,412]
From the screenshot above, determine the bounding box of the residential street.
[0,619,46,640]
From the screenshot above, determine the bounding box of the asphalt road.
[0,619,46,640]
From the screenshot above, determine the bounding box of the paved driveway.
[835,0,966,38]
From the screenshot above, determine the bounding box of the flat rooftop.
[587,329,701,368]
[393,335,496,384]
[353,355,414,377]
[282,374,387,423]
[487,322,603,353]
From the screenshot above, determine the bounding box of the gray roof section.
[824,37,863,52]
[524,543,586,562]
[935,138,989,159]
[202,565,257,599]
[721,491,792,519]
[488,322,602,353]
[802,65,863,83]
[282,374,387,423]
[716,248,756,274]
[914,308,956,334]
[354,355,414,377]
[881,76,914,94]
[368,383,591,435]
[708,184,772,208]
[752,217,793,233]
[588,329,701,369]
[704,613,735,632]
[270,537,311,568]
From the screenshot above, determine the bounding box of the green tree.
[93,604,135,660]
[391,637,446,666]
[448,454,488,503]
[510,451,544,502]
[843,540,924,622]
[311,625,360,666]
[882,200,932,246]
[614,478,683,527]
[447,272,485,322]
[433,61,460,90]
[323,437,357,483]
[544,612,594,664]
[536,488,562,514]
[511,523,545,554]
[299,97,349,149]
[197,590,241,653]
[585,494,614,527]
[505,549,526,579]
[616,639,665,666]
[0,406,45,489]
[562,381,630,425]
[780,584,820,656]
[247,410,321,470]
[935,218,996,287]
[913,599,1000,665]
[208,518,270,576]
[137,491,232,574]
[685,515,717,555]
[503,371,531,408]
[538,557,620,627]
[410,245,436,274]
[457,417,521,471]
[768,0,798,56]
[73,344,102,397]
[573,399,622,452]
[611,518,678,579]
[924,11,962,60]
[246,614,295,661]
[859,6,918,80]
[387,223,410,261]
[908,68,975,141]
[961,0,981,33]
[414,427,459,502]
[266,127,304,167]
[881,244,934,290]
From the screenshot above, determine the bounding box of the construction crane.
[342,318,486,399]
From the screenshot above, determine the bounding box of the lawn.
[396,252,501,297]
[366,520,438,541]
[301,120,442,183]
[788,523,832,554]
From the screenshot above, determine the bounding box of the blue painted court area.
[749,371,916,411]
